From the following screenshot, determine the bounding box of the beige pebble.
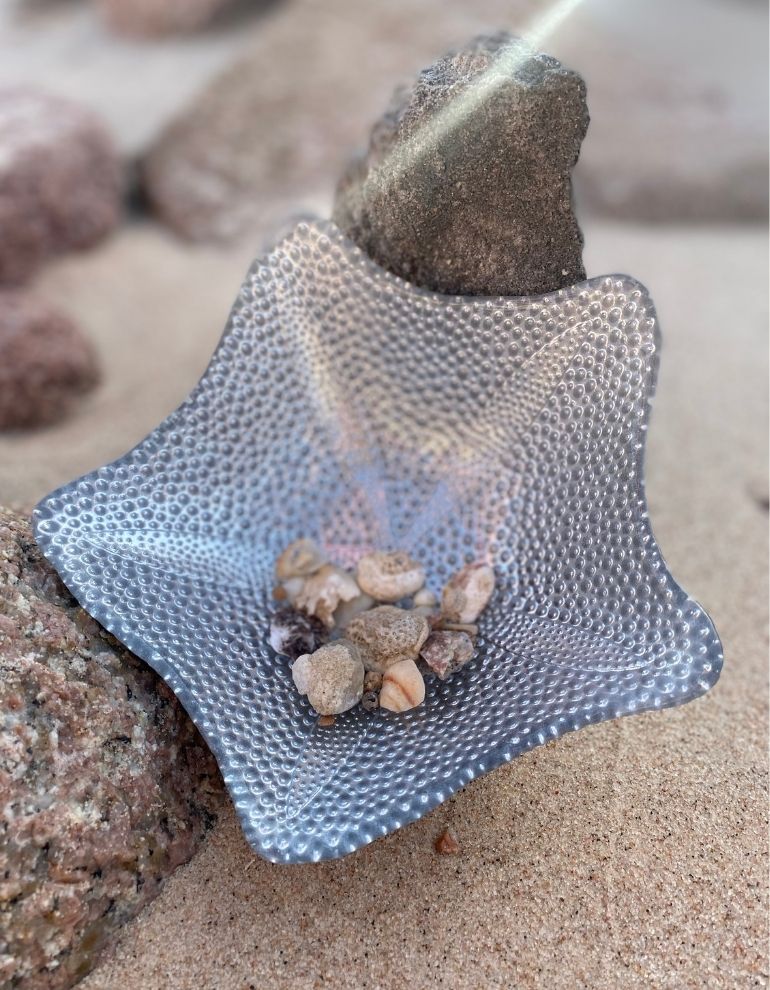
[356,550,425,602]
[441,562,495,624]
[291,641,364,715]
[413,587,438,608]
[333,591,376,630]
[275,538,327,580]
[295,564,361,629]
[379,658,426,712]
[346,605,430,672]
[420,630,475,680]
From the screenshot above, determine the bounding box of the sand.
[1,220,766,988]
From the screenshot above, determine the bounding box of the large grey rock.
[333,32,588,297]
[0,509,225,990]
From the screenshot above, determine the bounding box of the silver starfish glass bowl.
[33,219,722,863]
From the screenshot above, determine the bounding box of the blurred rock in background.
[0,88,122,286]
[95,0,237,38]
[0,293,100,430]
[0,508,225,990]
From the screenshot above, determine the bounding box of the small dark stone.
[333,32,588,297]
[269,606,328,660]
[361,690,379,712]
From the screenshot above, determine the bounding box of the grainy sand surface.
[2,221,766,988]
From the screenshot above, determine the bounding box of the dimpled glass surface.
[33,219,722,863]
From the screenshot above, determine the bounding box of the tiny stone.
[268,606,328,661]
[356,550,425,602]
[291,640,364,715]
[379,658,426,713]
[275,538,327,580]
[434,828,461,855]
[363,670,383,693]
[361,691,379,712]
[346,605,430,672]
[420,630,475,681]
[438,621,479,637]
[333,590,376,630]
[295,564,361,629]
[282,575,305,604]
[317,715,336,728]
[272,584,287,601]
[413,588,438,608]
[441,563,496,624]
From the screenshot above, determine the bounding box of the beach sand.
[1,220,766,988]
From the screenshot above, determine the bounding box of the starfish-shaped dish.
[34,220,722,863]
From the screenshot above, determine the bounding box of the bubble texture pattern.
[33,219,723,863]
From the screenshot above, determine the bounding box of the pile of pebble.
[269,539,495,718]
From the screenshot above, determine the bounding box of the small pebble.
[379,658,425,712]
[295,564,361,629]
[420,630,474,680]
[347,605,430,672]
[438,621,479,637]
[282,575,306,605]
[434,828,460,855]
[333,590,376,630]
[413,587,437,608]
[317,715,336,728]
[275,538,327,580]
[356,550,426,602]
[363,670,383,693]
[361,690,379,712]
[291,640,365,715]
[441,562,495,624]
[269,606,329,660]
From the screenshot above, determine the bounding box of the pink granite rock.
[0,88,122,286]
[0,509,225,990]
[95,0,234,37]
[0,292,100,430]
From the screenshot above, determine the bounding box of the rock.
[268,606,328,661]
[275,538,327,581]
[0,88,122,286]
[294,564,361,630]
[434,827,461,855]
[363,671,383,694]
[0,508,224,990]
[379,658,426,713]
[346,605,430,673]
[333,32,588,297]
[333,591,376,631]
[0,291,100,430]
[355,550,425,602]
[95,0,234,37]
[420,630,475,681]
[291,641,365,715]
[413,588,438,608]
[440,563,495,624]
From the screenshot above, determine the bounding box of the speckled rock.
[0,88,122,286]
[95,0,234,37]
[0,292,100,430]
[0,508,224,990]
[333,32,588,297]
[346,606,430,673]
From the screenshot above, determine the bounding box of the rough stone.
[0,292,100,430]
[0,88,122,286]
[420,629,475,681]
[291,641,365,715]
[346,605,430,673]
[333,32,588,297]
[0,508,224,990]
[95,0,235,37]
